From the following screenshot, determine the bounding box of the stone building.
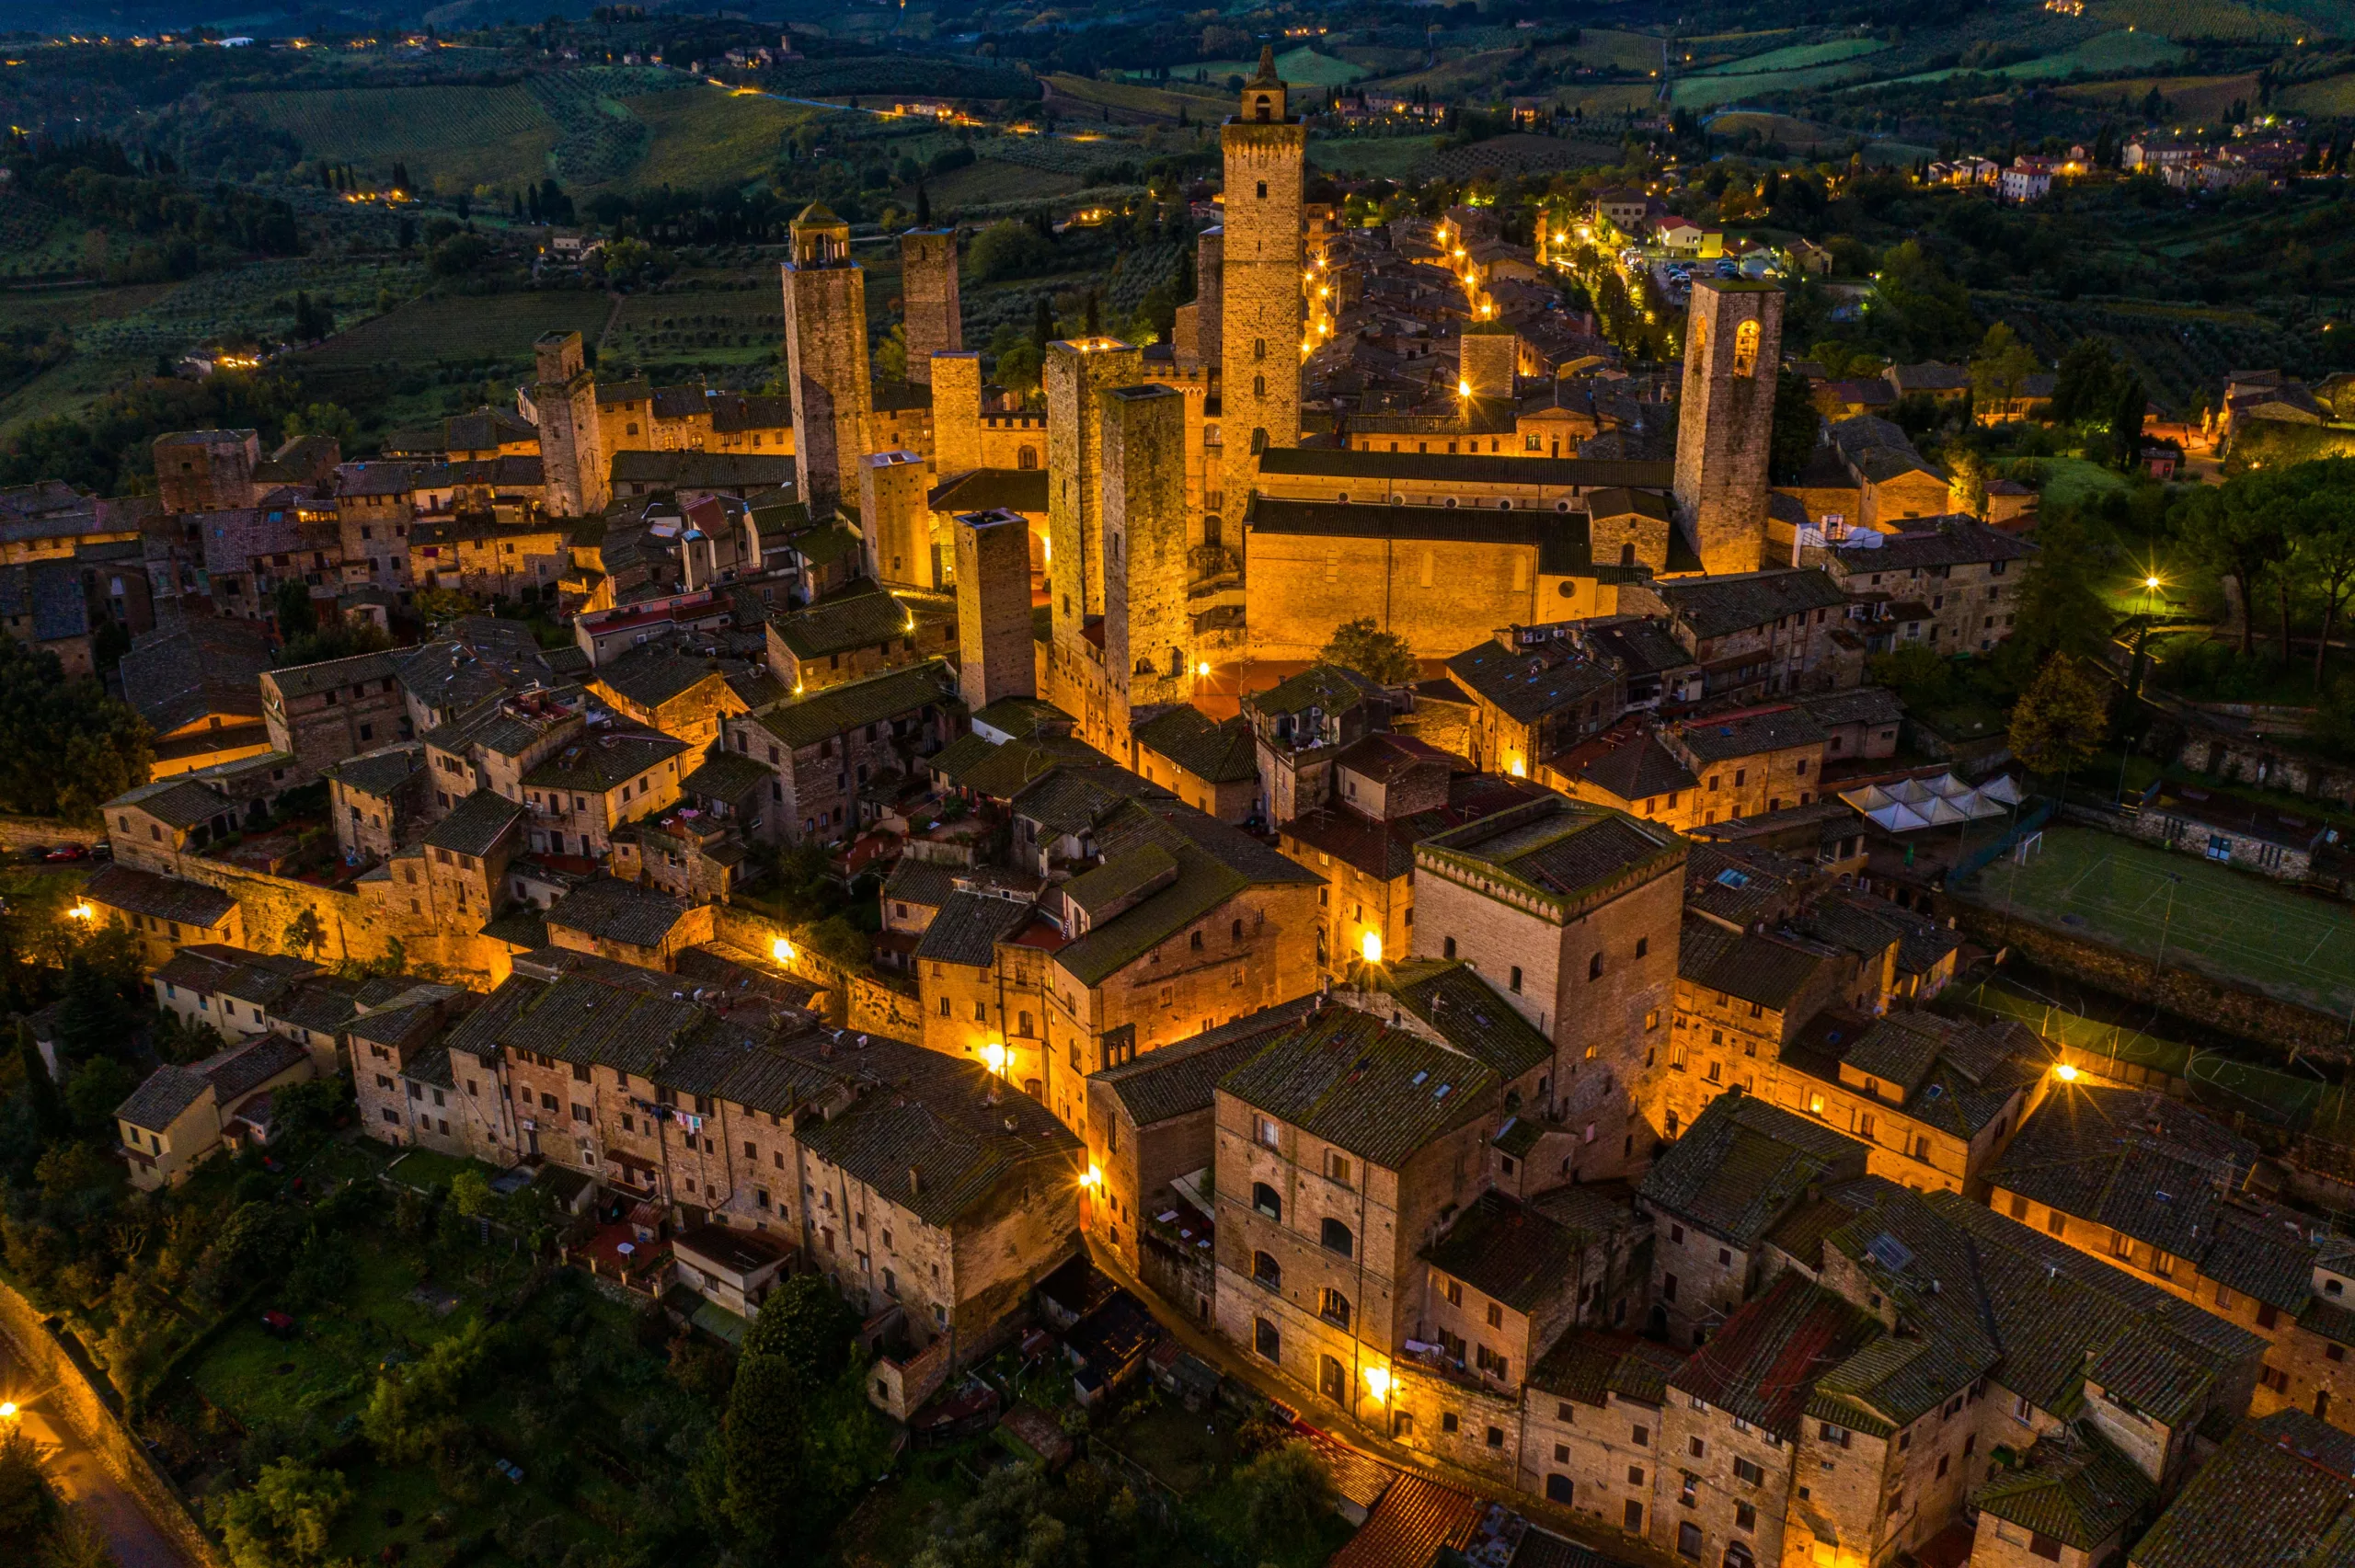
[326,744,428,864]
[1410,795,1685,1181]
[1988,1084,2355,1434]
[1129,706,1259,824]
[1637,1088,1866,1345]
[1625,570,1859,702]
[1444,632,1626,782]
[720,660,958,844]
[114,1033,315,1190]
[899,230,962,383]
[954,508,1037,713]
[767,584,953,698]
[532,330,607,519]
[2126,1410,2351,1568]
[1100,383,1193,742]
[780,202,873,516]
[154,429,260,514]
[1218,50,1306,568]
[1212,1002,1513,1428]
[861,449,936,589]
[431,949,1084,1418]
[1243,663,1400,826]
[1043,338,1142,744]
[518,729,691,859]
[1809,518,2035,657]
[1082,998,1320,1303]
[1660,704,1831,826]
[1671,280,1783,576]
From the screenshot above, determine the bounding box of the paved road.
[2,1346,191,1568]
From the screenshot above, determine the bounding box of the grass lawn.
[2088,0,2309,40]
[1872,27,2185,88]
[384,1146,500,1193]
[619,86,816,190]
[1307,134,1443,180]
[1955,823,2355,1017]
[1671,60,1890,108]
[297,291,616,378]
[1686,37,1889,74]
[2016,454,2131,511]
[226,85,563,197]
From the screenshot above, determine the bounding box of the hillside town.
[8,29,2355,1568]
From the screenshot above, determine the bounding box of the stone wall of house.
[1103,384,1194,738]
[1217,116,1304,576]
[782,255,872,516]
[899,231,963,384]
[1672,282,1780,576]
[1243,531,1547,663]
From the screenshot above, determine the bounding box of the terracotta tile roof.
[1218,1004,1499,1170]
[2131,1410,2355,1568]
[1092,999,1320,1127]
[1327,1471,1482,1568]
[1638,1089,1865,1246]
[1670,1271,1879,1441]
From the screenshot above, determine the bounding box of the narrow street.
[1,1345,191,1568]
[1081,1237,1681,1568]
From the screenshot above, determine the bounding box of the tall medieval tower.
[1045,338,1141,744]
[1101,383,1191,742]
[781,202,872,518]
[956,508,1037,713]
[899,230,962,385]
[533,330,606,518]
[1217,47,1304,572]
[1671,279,1783,577]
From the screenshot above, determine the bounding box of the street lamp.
[2055,1063,2080,1082]
[1361,931,1383,964]
[770,936,794,964]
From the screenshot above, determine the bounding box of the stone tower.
[1458,327,1518,403]
[931,352,983,476]
[1671,279,1784,577]
[1101,384,1190,740]
[1045,338,1143,637]
[860,451,934,589]
[955,508,1036,712]
[1218,47,1304,571]
[532,330,607,520]
[1193,226,1224,367]
[899,230,962,385]
[781,202,872,519]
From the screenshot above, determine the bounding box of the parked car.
[260,1310,296,1340]
[41,844,88,863]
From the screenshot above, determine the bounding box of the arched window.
[1232,918,1245,943]
[1590,952,1604,979]
[1254,374,1267,397]
[1319,1288,1351,1328]
[1254,95,1272,122]
[1722,1545,1755,1568]
[1017,445,1039,470]
[1253,1251,1282,1289]
[1621,543,1637,566]
[1251,428,1268,455]
[1255,1316,1281,1359]
[1254,338,1267,361]
[1190,930,1204,951]
[1253,1182,1281,1220]
[1322,1218,1354,1258]
[1732,319,1762,377]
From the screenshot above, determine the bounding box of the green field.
[2280,68,2355,113]
[1688,37,1890,75]
[1959,824,2355,1017]
[619,87,811,190]
[1307,134,1445,180]
[226,84,562,194]
[1671,58,1890,108]
[2089,0,2312,39]
[298,291,615,378]
[1875,28,2186,87]
[1568,28,1671,72]
[1190,47,1370,88]
[603,286,785,373]
[2059,70,2262,118]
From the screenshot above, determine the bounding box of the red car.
[41,844,88,863]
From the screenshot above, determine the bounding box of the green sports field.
[1960,823,2355,1017]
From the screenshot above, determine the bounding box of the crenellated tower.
[780,202,872,518]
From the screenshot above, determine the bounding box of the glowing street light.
[2056,1063,2081,1082]
[1360,931,1384,964]
[1195,661,1212,678]
[0,1402,16,1418]
[66,902,92,922]
[1458,378,1474,398]
[982,1042,1006,1074]
[1362,1365,1392,1402]
[1080,1162,1103,1189]
[770,936,795,964]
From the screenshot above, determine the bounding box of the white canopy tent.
[1837,773,2018,833]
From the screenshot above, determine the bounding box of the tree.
[874,322,909,384]
[2287,460,2355,688]
[209,1459,350,1568]
[741,1273,856,1390]
[1767,369,1821,484]
[1947,447,1990,520]
[282,401,356,445]
[2177,473,2293,658]
[412,586,475,624]
[1237,1441,1338,1546]
[448,1167,494,1219]
[0,638,152,821]
[0,1425,52,1550]
[2108,373,2146,469]
[281,908,326,961]
[2049,337,2121,427]
[914,183,931,225]
[2000,509,2112,681]
[967,220,1055,282]
[62,1057,134,1133]
[1315,618,1419,687]
[1967,322,2039,414]
[2008,655,2109,779]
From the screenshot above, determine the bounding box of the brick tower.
[955,508,1036,712]
[532,330,606,519]
[1101,383,1190,742]
[899,230,962,385]
[1218,47,1304,571]
[931,351,983,476]
[859,450,934,588]
[781,202,872,519]
[1671,279,1784,576]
